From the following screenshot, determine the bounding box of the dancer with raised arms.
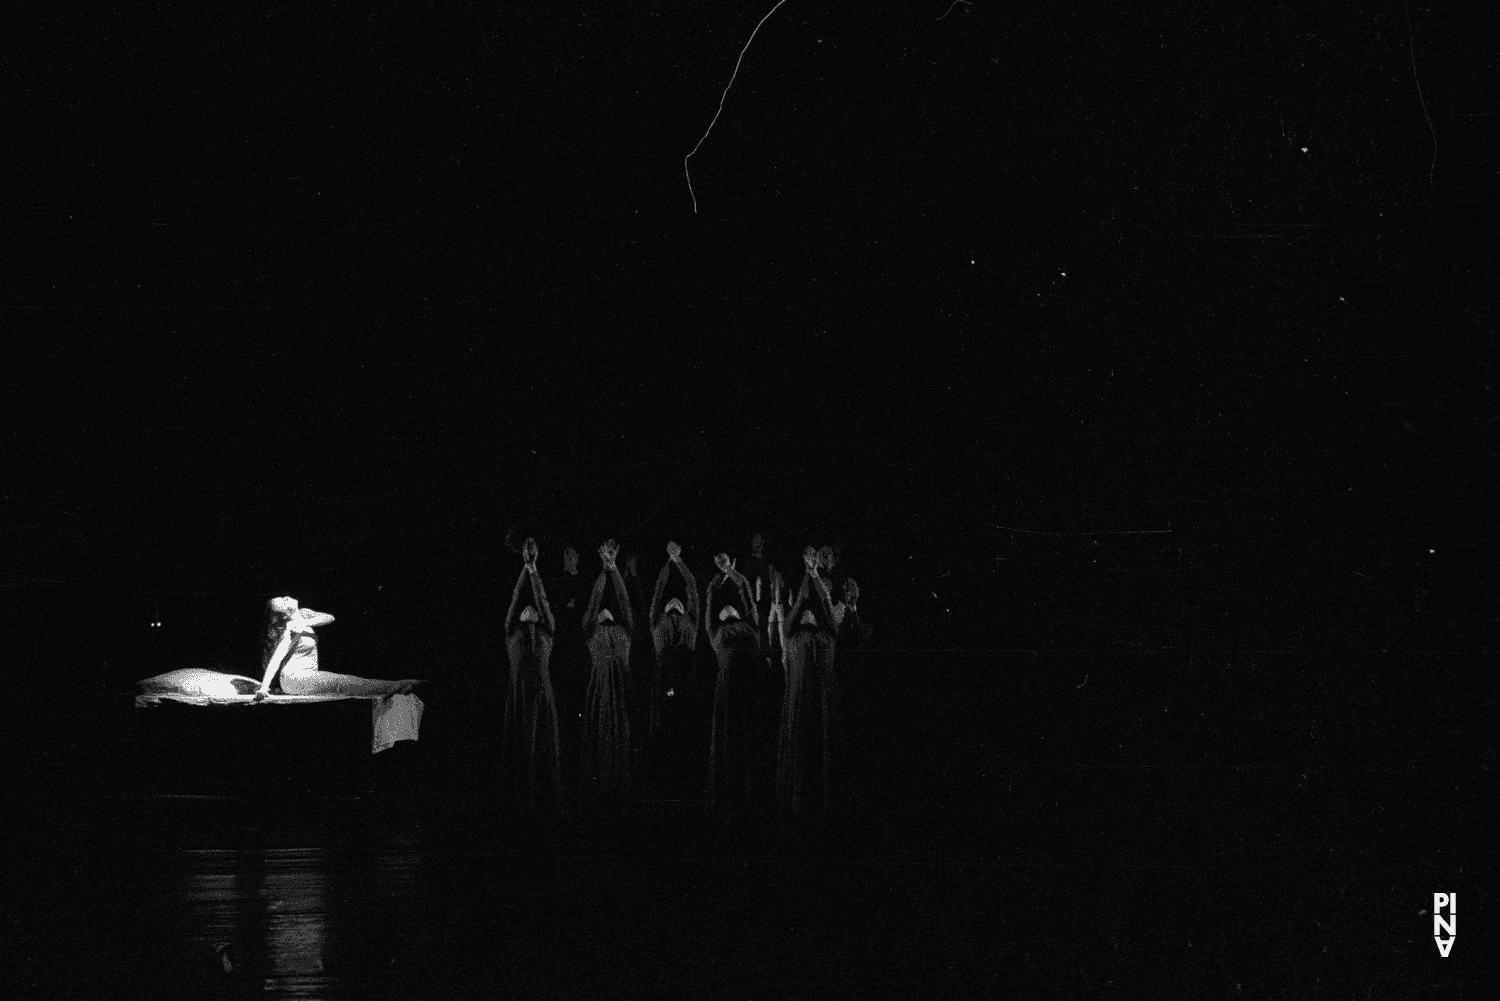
[502,538,563,812]
[647,540,702,799]
[579,539,634,809]
[776,546,841,817]
[704,551,764,816]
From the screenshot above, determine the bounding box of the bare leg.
[279,668,422,697]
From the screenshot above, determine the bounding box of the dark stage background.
[1,3,1491,998]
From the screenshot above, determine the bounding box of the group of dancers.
[502,533,867,818]
[178,533,866,819]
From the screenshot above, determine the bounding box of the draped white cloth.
[371,693,424,754]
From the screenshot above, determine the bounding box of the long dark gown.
[704,572,764,816]
[831,594,872,815]
[740,554,778,699]
[548,568,590,791]
[622,563,654,757]
[776,569,840,817]
[764,579,789,787]
[501,568,563,811]
[647,558,702,798]
[580,566,634,808]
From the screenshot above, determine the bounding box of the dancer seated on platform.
[254,596,421,700]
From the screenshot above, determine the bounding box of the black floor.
[4,649,1488,999]
[5,770,1484,999]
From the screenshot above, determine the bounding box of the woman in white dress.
[254,596,421,699]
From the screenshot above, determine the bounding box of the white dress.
[275,624,416,697]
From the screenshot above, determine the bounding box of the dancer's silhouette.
[704,552,765,815]
[776,547,840,817]
[502,539,563,812]
[579,540,634,809]
[646,541,703,799]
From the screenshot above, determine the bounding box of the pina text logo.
[1433,893,1456,957]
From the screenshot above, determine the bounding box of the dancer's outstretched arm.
[767,569,784,650]
[650,559,673,630]
[703,574,723,640]
[680,560,701,628]
[622,558,645,630]
[651,541,698,628]
[532,568,556,635]
[608,566,633,633]
[787,546,836,631]
[255,626,293,699]
[583,572,608,635]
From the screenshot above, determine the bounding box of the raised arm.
[712,553,758,631]
[807,571,838,630]
[622,558,645,628]
[785,548,813,628]
[504,566,530,635]
[583,572,608,634]
[787,556,838,634]
[785,574,810,628]
[650,559,673,629]
[608,566,633,633]
[766,567,784,649]
[509,539,549,634]
[680,561,701,626]
[703,574,723,639]
[729,571,758,629]
[531,569,556,634]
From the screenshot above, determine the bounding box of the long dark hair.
[262,597,296,672]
